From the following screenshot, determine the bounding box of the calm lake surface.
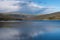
[0,20,60,40]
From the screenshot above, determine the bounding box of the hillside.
[32,12,60,20]
[0,12,60,20]
[0,13,28,21]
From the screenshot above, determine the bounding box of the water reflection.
[0,22,4,28]
[0,21,60,40]
[0,28,19,40]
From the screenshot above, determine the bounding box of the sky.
[0,0,60,15]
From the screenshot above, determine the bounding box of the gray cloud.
[18,0,47,15]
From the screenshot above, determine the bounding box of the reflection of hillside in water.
[0,22,4,28]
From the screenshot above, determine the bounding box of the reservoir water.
[0,20,60,40]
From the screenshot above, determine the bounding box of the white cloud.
[29,2,44,9]
[18,1,45,14]
[0,0,45,14]
[0,0,20,12]
[0,0,59,14]
[41,6,60,14]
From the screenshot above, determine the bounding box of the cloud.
[0,0,20,12]
[18,1,46,14]
[0,0,59,14]
[0,0,46,14]
[18,0,60,14]
[41,6,60,14]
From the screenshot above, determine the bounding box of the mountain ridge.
[0,12,60,20]
[33,12,60,20]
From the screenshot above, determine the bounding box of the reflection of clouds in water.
[0,28,59,40]
[31,31,45,37]
[0,21,60,40]
[0,28,20,40]
[31,27,60,37]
